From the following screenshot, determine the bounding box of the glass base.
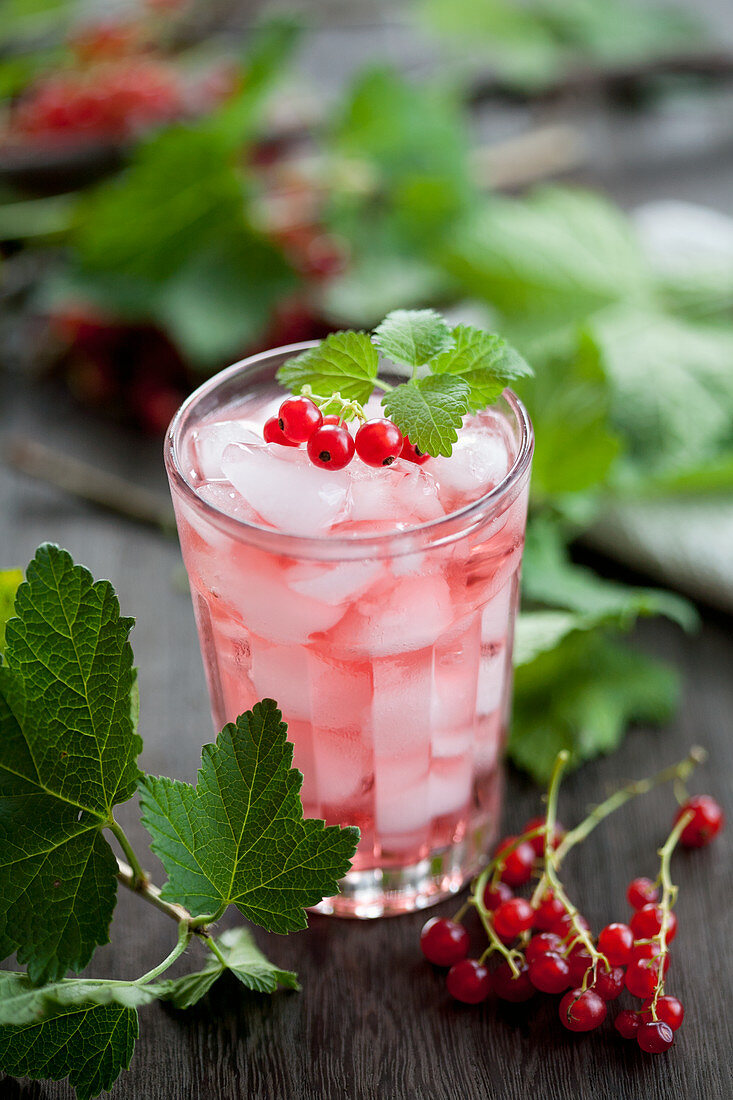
[312,823,497,919]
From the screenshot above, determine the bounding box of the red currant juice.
[165,348,533,916]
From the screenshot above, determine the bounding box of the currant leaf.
[430,324,532,411]
[0,568,22,656]
[156,926,299,1009]
[0,972,157,1024]
[139,699,359,933]
[277,331,378,404]
[372,308,454,367]
[0,545,141,983]
[0,998,137,1100]
[381,374,470,457]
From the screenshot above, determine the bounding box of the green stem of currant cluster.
[109,819,148,890]
[134,921,192,986]
[649,809,694,1016]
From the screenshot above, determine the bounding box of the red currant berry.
[641,995,684,1031]
[592,965,625,1001]
[627,877,659,909]
[630,904,677,943]
[559,988,607,1032]
[493,960,535,1002]
[597,923,634,967]
[630,940,666,963]
[420,917,470,967]
[533,892,565,932]
[493,897,535,941]
[550,912,590,940]
[625,956,667,999]
[307,424,355,470]
[528,951,571,994]
[567,945,594,986]
[675,795,724,848]
[399,436,429,465]
[523,816,566,856]
[525,933,563,964]
[446,959,492,1004]
[614,1009,641,1039]
[483,880,513,911]
[263,415,299,446]
[278,395,323,443]
[637,1019,674,1053]
[354,418,403,468]
[495,836,535,887]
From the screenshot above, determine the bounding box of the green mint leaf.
[277,331,379,404]
[0,997,137,1100]
[430,324,532,411]
[156,926,299,1009]
[139,699,359,933]
[510,630,679,783]
[381,374,470,457]
[0,569,22,656]
[372,308,454,368]
[0,544,141,983]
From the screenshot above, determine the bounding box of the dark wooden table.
[1,372,731,1100]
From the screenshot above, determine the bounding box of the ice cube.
[429,756,473,817]
[480,579,514,644]
[286,719,319,811]
[249,639,312,721]
[346,459,444,527]
[190,420,262,481]
[307,652,373,732]
[477,646,507,715]
[312,725,369,805]
[196,480,265,526]
[222,441,349,536]
[430,422,510,510]
[325,573,455,657]
[225,548,345,645]
[287,558,384,606]
[431,615,481,756]
[474,710,502,773]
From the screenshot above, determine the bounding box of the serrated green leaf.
[430,324,532,410]
[510,631,679,782]
[139,700,359,934]
[0,569,22,656]
[156,926,299,1009]
[522,518,697,631]
[277,331,379,404]
[0,544,141,983]
[372,308,454,367]
[381,374,470,457]
[0,972,157,1025]
[0,998,137,1100]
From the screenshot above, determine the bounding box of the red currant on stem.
[567,945,594,987]
[495,836,535,887]
[627,877,660,909]
[354,419,403,467]
[637,1019,674,1053]
[533,892,565,931]
[263,415,299,447]
[420,918,470,967]
[559,988,607,1032]
[625,956,668,999]
[597,923,634,966]
[400,436,429,465]
[278,395,322,443]
[483,880,512,911]
[307,424,355,470]
[493,898,534,942]
[446,959,492,1004]
[591,965,625,1001]
[614,1009,641,1039]
[523,816,566,857]
[525,933,563,964]
[641,995,684,1030]
[528,951,571,994]
[493,960,535,1002]
[675,795,724,847]
[630,904,677,942]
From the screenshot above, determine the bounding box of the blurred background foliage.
[1,0,732,780]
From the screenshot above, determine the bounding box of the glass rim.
[165,340,534,557]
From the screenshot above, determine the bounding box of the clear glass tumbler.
[165,343,533,917]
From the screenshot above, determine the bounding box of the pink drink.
[165,344,533,916]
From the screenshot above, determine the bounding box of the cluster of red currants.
[264,394,426,470]
[420,793,723,1054]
